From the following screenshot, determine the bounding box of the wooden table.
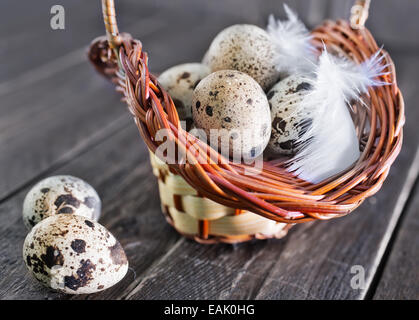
[0,0,418,300]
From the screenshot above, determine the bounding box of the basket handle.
[350,0,371,29]
[102,0,121,50]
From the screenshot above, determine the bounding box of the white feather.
[287,49,389,183]
[267,4,316,74]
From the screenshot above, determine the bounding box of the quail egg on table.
[192,70,271,160]
[266,75,313,155]
[158,63,210,127]
[22,175,101,230]
[204,24,279,91]
[23,214,128,294]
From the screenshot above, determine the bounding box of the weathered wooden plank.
[122,51,419,300]
[0,124,180,300]
[0,3,173,199]
[121,237,291,300]
[0,0,157,83]
[373,175,419,300]
[0,61,131,200]
[0,5,222,201]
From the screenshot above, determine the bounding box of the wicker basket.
[88,0,405,243]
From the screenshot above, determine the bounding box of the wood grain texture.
[373,175,419,300]
[0,61,129,200]
[0,0,159,83]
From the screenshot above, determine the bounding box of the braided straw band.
[150,152,291,243]
[89,5,404,225]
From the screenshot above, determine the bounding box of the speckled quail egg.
[204,24,279,91]
[23,214,128,294]
[158,63,211,127]
[192,70,271,160]
[22,175,101,230]
[266,75,314,155]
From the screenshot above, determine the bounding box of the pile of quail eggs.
[158,24,313,160]
[22,175,128,294]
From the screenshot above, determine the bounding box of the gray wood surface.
[0,0,418,300]
[373,177,419,300]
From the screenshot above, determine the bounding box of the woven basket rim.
[88,0,405,224]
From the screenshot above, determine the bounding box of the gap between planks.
[120,238,186,300]
[372,176,419,299]
[364,146,419,298]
